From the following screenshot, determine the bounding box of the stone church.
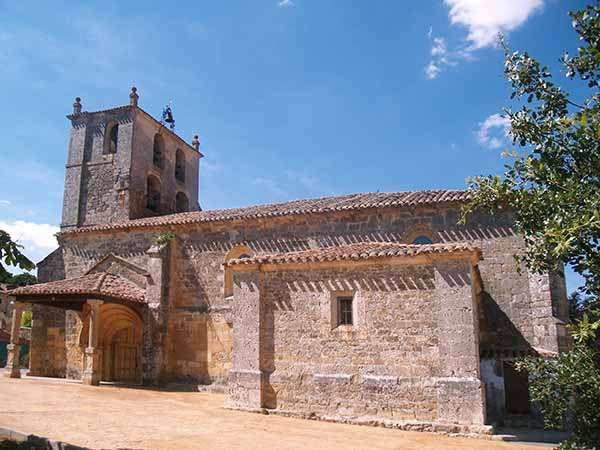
[6,88,569,434]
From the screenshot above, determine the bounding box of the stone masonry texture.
[30,202,568,427]
[229,259,485,428]
[24,99,569,431]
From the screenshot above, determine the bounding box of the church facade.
[6,89,569,434]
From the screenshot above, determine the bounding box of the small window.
[104,122,118,154]
[412,235,433,245]
[175,149,185,182]
[146,175,161,213]
[153,134,164,168]
[175,191,189,213]
[337,297,353,326]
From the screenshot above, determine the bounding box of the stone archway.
[99,304,142,384]
[81,303,143,384]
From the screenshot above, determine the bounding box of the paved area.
[0,375,552,450]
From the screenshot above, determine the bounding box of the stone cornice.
[67,104,202,157]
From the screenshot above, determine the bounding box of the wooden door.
[503,361,530,414]
[112,327,139,383]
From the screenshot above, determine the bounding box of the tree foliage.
[20,310,32,328]
[463,4,600,299]
[0,230,35,282]
[514,303,600,449]
[11,272,37,286]
[3,272,38,286]
[463,3,600,448]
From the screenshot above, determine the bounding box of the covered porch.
[8,272,147,386]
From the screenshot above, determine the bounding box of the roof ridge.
[12,271,145,304]
[59,189,471,236]
[93,272,109,292]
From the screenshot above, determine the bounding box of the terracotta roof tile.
[61,189,470,235]
[12,273,145,303]
[226,242,481,266]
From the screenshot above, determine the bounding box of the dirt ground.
[0,376,550,450]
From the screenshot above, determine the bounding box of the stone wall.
[30,248,67,377]
[61,106,200,231]
[129,113,200,219]
[53,203,568,387]
[228,258,486,427]
[62,108,134,229]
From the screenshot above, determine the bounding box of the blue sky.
[0,0,588,291]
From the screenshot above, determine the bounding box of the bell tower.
[61,87,202,230]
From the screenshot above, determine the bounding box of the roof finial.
[129,86,139,107]
[73,97,82,115]
[192,135,200,151]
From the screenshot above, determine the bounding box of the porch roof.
[11,272,145,305]
[226,242,482,267]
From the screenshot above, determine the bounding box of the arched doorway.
[81,303,142,384]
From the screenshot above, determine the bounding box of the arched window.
[153,134,164,168]
[403,225,435,245]
[104,122,119,154]
[175,149,185,182]
[175,191,189,213]
[412,235,434,245]
[146,175,161,213]
[224,245,254,298]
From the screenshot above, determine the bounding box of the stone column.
[143,241,170,386]
[82,300,103,386]
[434,259,486,427]
[4,302,25,378]
[228,270,266,410]
[528,271,569,354]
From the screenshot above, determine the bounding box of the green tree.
[514,309,600,449]
[9,273,37,286]
[20,310,32,328]
[0,230,35,282]
[463,3,600,448]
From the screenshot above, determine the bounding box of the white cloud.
[425,1,543,80]
[431,37,447,57]
[0,220,59,265]
[0,200,10,206]
[425,61,442,80]
[425,33,458,80]
[477,113,511,149]
[444,0,544,49]
[278,0,294,7]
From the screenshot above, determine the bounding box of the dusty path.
[0,376,549,450]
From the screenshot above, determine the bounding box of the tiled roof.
[12,272,145,303]
[0,283,17,292]
[61,190,470,235]
[226,242,481,266]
